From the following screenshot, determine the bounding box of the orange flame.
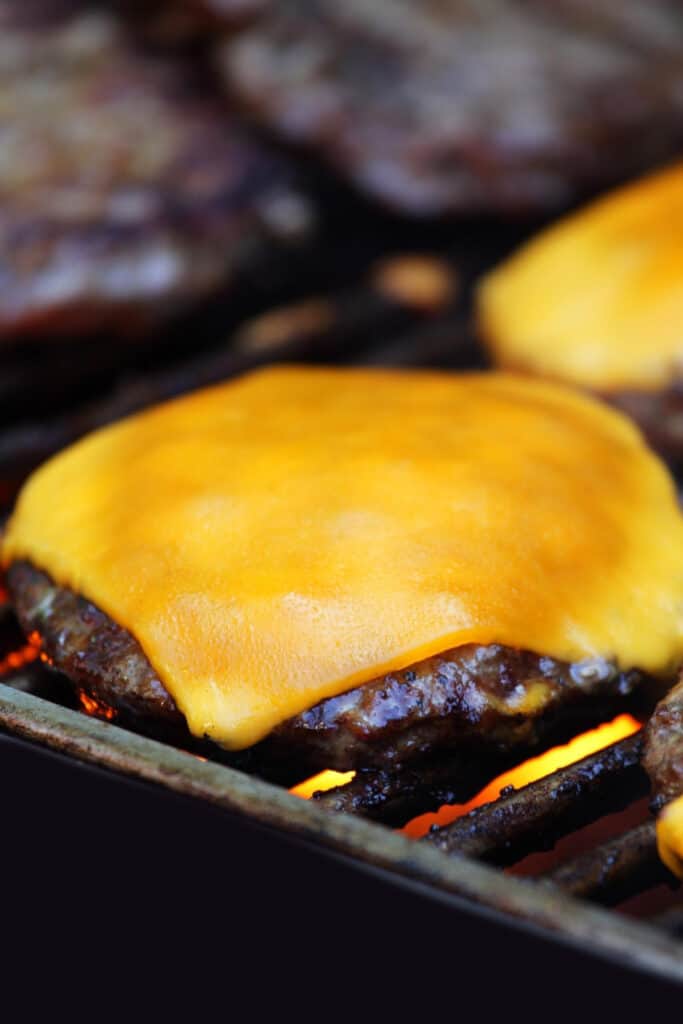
[78,690,116,722]
[402,713,641,838]
[289,714,641,836]
[290,769,356,799]
[0,630,42,676]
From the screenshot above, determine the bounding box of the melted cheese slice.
[5,366,683,749]
[478,161,683,391]
[657,797,683,879]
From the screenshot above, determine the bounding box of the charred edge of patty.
[643,675,683,810]
[6,560,647,771]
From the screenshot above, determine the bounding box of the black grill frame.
[1,680,681,990]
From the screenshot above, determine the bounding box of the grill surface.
[1,205,682,996]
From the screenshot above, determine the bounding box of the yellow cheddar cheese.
[4,366,683,749]
[657,797,683,878]
[478,162,683,391]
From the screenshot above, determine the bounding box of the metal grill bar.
[312,751,516,825]
[546,821,677,906]
[423,734,648,865]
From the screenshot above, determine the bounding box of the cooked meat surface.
[7,561,646,770]
[0,0,310,343]
[643,675,683,808]
[219,0,683,216]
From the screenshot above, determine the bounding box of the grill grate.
[308,716,681,915]
[547,820,671,906]
[0,647,681,961]
[0,672,681,988]
[0,213,681,988]
[422,733,649,865]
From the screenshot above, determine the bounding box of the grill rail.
[0,650,681,969]
[1,678,682,986]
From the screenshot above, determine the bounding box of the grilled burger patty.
[219,0,683,217]
[643,676,683,808]
[7,561,646,771]
[0,0,310,343]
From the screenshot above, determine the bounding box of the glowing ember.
[78,690,116,722]
[402,713,641,838]
[0,630,42,675]
[290,769,356,799]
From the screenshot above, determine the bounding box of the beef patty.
[6,560,647,771]
[0,0,311,344]
[643,675,683,809]
[218,0,683,217]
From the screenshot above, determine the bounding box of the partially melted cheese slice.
[657,798,683,878]
[478,162,683,391]
[4,366,683,749]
